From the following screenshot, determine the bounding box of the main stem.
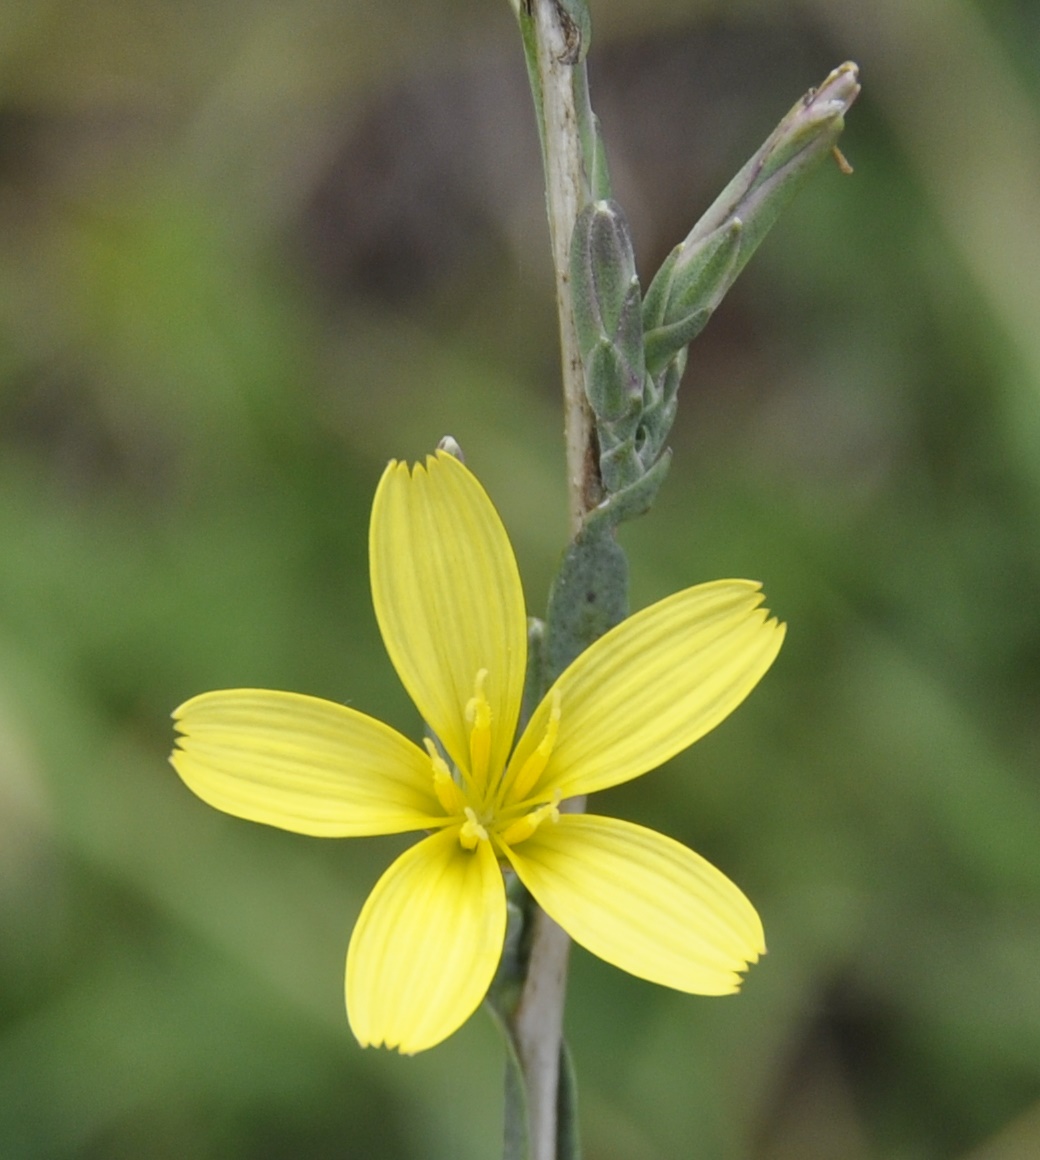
[528,0,597,539]
[511,2,595,1157]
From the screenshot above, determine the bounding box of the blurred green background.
[3,0,1040,1156]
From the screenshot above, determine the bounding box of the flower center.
[459,807,489,850]
[423,671,564,854]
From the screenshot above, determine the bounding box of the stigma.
[464,669,493,792]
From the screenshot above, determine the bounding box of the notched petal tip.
[171,689,217,723]
[379,448,459,485]
[376,457,412,490]
[349,1029,422,1057]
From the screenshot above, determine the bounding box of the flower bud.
[570,199,646,435]
[642,62,860,374]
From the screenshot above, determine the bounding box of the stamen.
[459,807,489,850]
[500,791,561,847]
[506,689,562,803]
[464,669,492,791]
[425,738,466,815]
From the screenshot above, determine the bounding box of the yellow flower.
[171,451,784,1054]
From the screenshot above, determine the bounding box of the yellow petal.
[508,579,784,799]
[370,452,527,779]
[346,828,506,1053]
[171,689,444,836]
[502,814,764,994]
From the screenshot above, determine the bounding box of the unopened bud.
[570,200,646,434]
[571,199,638,356]
[643,62,860,374]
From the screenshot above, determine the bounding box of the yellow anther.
[425,738,466,815]
[464,669,492,790]
[507,689,562,803]
[459,807,489,850]
[500,792,561,847]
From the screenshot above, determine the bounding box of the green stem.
[510,907,573,1160]
[524,0,599,537]
[509,2,599,1157]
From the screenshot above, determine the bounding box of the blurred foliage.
[2,1,1040,1157]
